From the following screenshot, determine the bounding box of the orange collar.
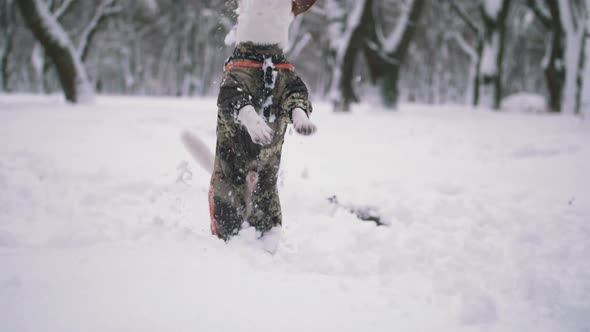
[224,60,295,73]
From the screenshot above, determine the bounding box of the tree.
[448,1,483,106]
[30,0,76,94]
[325,0,371,112]
[324,0,424,112]
[580,0,590,116]
[17,0,93,102]
[527,0,564,112]
[1,0,567,108]
[558,0,587,114]
[0,0,16,92]
[78,0,120,62]
[478,0,512,110]
[18,0,120,103]
[366,0,425,109]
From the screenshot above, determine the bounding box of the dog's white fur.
[236,0,294,48]
[237,105,273,145]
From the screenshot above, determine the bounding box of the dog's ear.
[292,0,316,16]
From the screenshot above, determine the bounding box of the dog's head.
[292,0,317,16]
[230,0,317,48]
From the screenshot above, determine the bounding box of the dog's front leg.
[237,105,273,145]
[292,108,317,136]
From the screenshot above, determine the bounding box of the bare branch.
[288,33,312,59]
[309,4,325,16]
[449,0,479,35]
[365,41,399,66]
[376,0,422,54]
[447,31,477,60]
[526,0,552,27]
[78,0,120,61]
[377,0,411,53]
[53,0,75,19]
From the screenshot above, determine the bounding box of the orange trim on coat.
[224,60,295,73]
[208,176,218,236]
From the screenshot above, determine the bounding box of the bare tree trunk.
[0,0,16,92]
[478,0,511,110]
[580,0,590,116]
[367,0,425,109]
[78,0,120,62]
[17,0,93,103]
[558,0,586,114]
[539,0,566,112]
[448,1,483,106]
[326,0,371,112]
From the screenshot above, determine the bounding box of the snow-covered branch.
[286,32,312,59]
[53,0,74,19]
[17,0,93,102]
[448,32,477,60]
[364,40,399,65]
[309,3,325,16]
[449,0,479,35]
[78,0,121,61]
[526,0,551,28]
[376,0,416,54]
[558,0,575,32]
[556,0,587,114]
[1,0,16,91]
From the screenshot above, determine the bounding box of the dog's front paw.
[248,119,273,145]
[292,108,317,136]
[294,120,317,136]
[238,105,273,145]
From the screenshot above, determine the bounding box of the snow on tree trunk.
[0,0,16,92]
[581,0,590,117]
[540,0,565,112]
[31,43,46,93]
[17,0,94,103]
[558,0,586,115]
[478,0,511,110]
[78,0,119,62]
[583,40,590,117]
[367,0,424,109]
[326,0,369,112]
[447,32,482,106]
[448,1,484,106]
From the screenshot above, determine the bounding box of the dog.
[183,0,317,241]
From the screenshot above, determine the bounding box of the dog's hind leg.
[248,170,282,235]
[210,178,248,241]
[244,171,259,217]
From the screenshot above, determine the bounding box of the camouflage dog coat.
[210,42,312,241]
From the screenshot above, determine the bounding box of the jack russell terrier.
[183,0,317,241]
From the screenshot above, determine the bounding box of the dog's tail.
[181,131,215,174]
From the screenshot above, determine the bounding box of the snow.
[582,11,590,117]
[501,93,549,113]
[140,0,159,13]
[1,94,589,332]
[30,43,44,77]
[379,0,413,53]
[480,33,500,77]
[483,0,504,18]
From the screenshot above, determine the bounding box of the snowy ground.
[0,94,589,332]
